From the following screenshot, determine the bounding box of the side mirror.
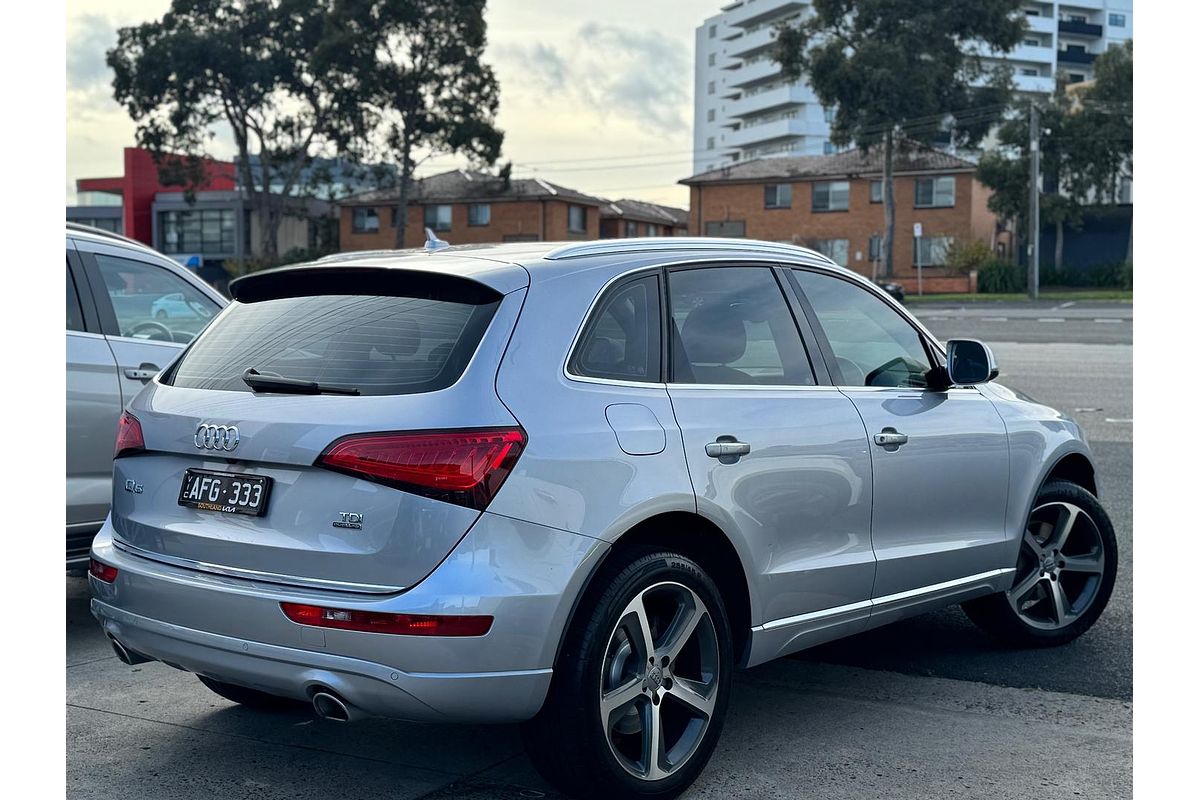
[945,339,998,386]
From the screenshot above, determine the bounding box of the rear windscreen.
[164,293,499,396]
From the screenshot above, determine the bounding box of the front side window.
[66,262,84,332]
[568,205,587,233]
[811,238,849,267]
[352,207,380,234]
[812,181,850,212]
[914,176,956,208]
[93,254,219,342]
[424,205,452,231]
[159,208,236,253]
[569,275,661,382]
[793,269,932,388]
[764,183,792,209]
[669,267,814,386]
[468,204,491,226]
[914,235,953,267]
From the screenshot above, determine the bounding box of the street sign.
[912,222,923,238]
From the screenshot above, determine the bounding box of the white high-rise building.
[693,0,1133,175]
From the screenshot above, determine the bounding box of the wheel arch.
[1043,451,1098,498]
[551,511,756,669]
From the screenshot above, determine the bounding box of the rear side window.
[165,293,499,396]
[569,274,661,382]
[66,262,84,332]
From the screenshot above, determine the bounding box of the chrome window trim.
[754,567,1015,632]
[562,255,840,389]
[112,537,406,595]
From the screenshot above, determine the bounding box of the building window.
[706,137,715,150]
[1108,13,1126,27]
[351,207,380,234]
[1067,73,1086,84]
[764,184,792,209]
[811,238,849,267]
[914,176,956,208]
[159,208,237,254]
[1024,8,1041,17]
[705,220,745,237]
[646,224,659,236]
[708,53,716,66]
[424,204,452,231]
[468,204,491,226]
[1020,67,1040,76]
[1023,38,1040,47]
[390,207,402,228]
[708,24,716,38]
[823,106,836,124]
[625,221,637,237]
[869,235,881,261]
[706,109,716,123]
[869,180,883,203]
[568,204,587,233]
[914,235,953,267]
[707,81,715,95]
[812,181,850,212]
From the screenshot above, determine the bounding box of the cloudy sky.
[66,0,720,209]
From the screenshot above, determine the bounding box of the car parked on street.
[89,237,1116,800]
[66,223,226,566]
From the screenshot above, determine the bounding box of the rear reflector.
[89,558,118,583]
[114,411,145,458]
[316,428,525,510]
[280,602,492,637]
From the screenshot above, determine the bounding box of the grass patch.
[906,289,1132,304]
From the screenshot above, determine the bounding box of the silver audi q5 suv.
[90,238,1116,800]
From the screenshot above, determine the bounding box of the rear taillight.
[114,411,145,458]
[280,602,492,637]
[315,428,525,510]
[89,558,118,583]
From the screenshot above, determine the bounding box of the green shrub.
[944,239,994,275]
[977,259,1026,293]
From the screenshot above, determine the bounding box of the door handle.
[124,363,160,382]
[705,437,751,463]
[873,428,909,450]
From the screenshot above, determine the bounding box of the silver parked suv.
[90,238,1116,799]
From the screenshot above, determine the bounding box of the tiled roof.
[680,142,979,185]
[342,169,607,206]
[600,198,689,227]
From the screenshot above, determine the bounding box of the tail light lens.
[280,602,492,637]
[316,427,525,510]
[89,558,118,583]
[114,411,145,458]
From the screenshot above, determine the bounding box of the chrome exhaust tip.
[312,690,363,722]
[108,634,152,666]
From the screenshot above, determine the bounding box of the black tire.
[523,548,733,800]
[963,479,1117,647]
[197,675,307,711]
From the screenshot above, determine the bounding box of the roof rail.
[65,222,147,250]
[543,237,834,263]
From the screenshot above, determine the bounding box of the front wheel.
[964,479,1117,647]
[523,549,732,800]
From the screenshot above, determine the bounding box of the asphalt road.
[66,302,1133,799]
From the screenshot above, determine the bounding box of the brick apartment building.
[680,143,1009,292]
[339,170,612,250]
[599,199,689,238]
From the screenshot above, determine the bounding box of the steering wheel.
[864,357,909,387]
[126,320,174,342]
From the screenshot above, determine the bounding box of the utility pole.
[1028,102,1041,300]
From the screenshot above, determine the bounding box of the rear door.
[788,268,1010,601]
[66,243,122,559]
[78,243,223,402]
[663,264,875,644]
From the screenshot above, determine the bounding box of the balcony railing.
[1058,48,1097,65]
[1058,19,1103,37]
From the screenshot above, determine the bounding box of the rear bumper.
[89,511,607,723]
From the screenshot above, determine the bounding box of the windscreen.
[164,293,499,396]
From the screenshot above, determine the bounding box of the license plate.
[178,468,272,517]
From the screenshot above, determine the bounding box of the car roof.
[257,238,845,296]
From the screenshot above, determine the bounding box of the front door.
[663,265,875,651]
[789,268,1010,601]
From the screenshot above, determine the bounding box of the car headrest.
[375,317,421,357]
[681,304,746,365]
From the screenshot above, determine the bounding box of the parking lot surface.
[66,302,1132,799]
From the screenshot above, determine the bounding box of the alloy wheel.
[599,581,719,781]
[1007,501,1106,630]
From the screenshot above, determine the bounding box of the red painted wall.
[77,147,237,245]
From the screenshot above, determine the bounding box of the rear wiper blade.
[241,368,360,396]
